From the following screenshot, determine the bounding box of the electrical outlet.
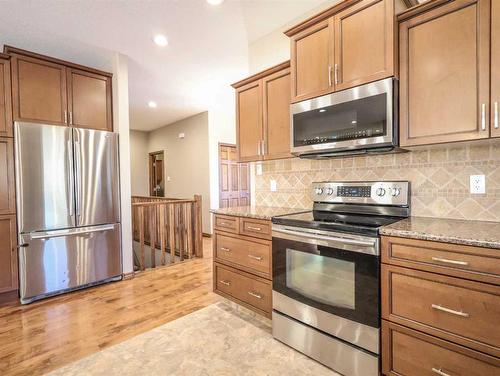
[256,162,262,176]
[470,175,485,194]
[270,179,277,192]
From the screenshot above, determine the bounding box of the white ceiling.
[0,0,330,131]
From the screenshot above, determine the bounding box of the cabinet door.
[334,0,394,91]
[290,20,334,103]
[0,215,18,293]
[399,0,490,146]
[0,138,15,215]
[492,0,500,138]
[67,68,113,131]
[236,81,263,162]
[10,54,68,126]
[263,68,292,160]
[0,57,12,137]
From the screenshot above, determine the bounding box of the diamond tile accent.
[252,143,500,222]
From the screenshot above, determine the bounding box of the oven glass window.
[286,248,355,309]
[293,93,387,147]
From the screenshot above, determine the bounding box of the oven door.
[272,225,380,353]
[290,77,396,156]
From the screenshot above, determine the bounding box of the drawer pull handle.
[219,280,231,286]
[431,304,469,318]
[220,247,230,252]
[248,291,262,299]
[247,226,262,231]
[432,368,452,376]
[248,254,263,261]
[219,222,230,226]
[431,257,468,266]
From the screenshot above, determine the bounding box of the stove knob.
[391,188,401,197]
[315,187,324,195]
[376,188,386,197]
[326,187,334,195]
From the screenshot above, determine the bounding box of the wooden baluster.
[179,204,185,262]
[194,195,203,258]
[150,205,156,269]
[186,202,193,259]
[169,204,175,263]
[139,206,145,271]
[159,204,166,266]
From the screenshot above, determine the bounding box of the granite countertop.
[380,217,500,249]
[210,206,309,221]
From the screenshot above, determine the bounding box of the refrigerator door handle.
[67,139,75,217]
[74,138,82,220]
[29,225,116,240]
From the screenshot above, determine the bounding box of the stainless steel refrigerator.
[14,122,122,304]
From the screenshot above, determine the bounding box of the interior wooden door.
[0,214,18,294]
[67,68,113,131]
[149,152,165,197]
[219,144,250,208]
[0,56,12,137]
[290,19,334,102]
[10,54,68,126]
[334,0,394,91]
[263,67,292,160]
[236,81,263,162]
[399,0,490,146]
[0,138,15,215]
[491,0,500,138]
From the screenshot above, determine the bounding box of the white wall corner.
[112,53,133,275]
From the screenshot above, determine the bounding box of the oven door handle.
[272,227,376,247]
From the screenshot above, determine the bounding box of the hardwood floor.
[0,238,220,376]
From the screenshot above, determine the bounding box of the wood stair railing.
[131,195,203,270]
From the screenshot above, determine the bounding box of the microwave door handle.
[273,227,375,247]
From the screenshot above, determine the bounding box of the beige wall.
[129,130,149,196]
[130,112,211,234]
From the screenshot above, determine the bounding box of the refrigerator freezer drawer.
[19,224,122,304]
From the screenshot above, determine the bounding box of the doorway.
[149,151,164,197]
[218,143,250,208]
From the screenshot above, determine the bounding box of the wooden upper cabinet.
[236,81,263,162]
[233,62,291,162]
[10,54,68,126]
[263,68,292,160]
[67,68,113,131]
[334,0,394,91]
[399,0,490,147]
[0,215,18,294]
[0,56,13,137]
[290,20,333,103]
[492,0,500,138]
[0,138,15,215]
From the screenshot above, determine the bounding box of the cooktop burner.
[272,181,410,237]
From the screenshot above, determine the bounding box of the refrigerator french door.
[15,122,122,304]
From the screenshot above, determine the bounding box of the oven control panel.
[311,181,410,206]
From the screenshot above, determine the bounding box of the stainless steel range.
[271,181,410,376]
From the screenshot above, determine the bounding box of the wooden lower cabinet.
[382,321,500,376]
[213,213,273,318]
[381,235,500,374]
[0,215,18,295]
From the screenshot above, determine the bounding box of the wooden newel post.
[194,195,203,258]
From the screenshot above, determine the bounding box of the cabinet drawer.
[214,215,239,234]
[382,321,500,376]
[382,236,500,285]
[214,263,272,317]
[382,265,500,357]
[215,233,271,278]
[239,217,271,239]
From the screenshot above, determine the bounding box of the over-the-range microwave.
[290,77,399,158]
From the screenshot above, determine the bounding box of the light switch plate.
[470,175,485,194]
[270,179,277,192]
[256,163,262,176]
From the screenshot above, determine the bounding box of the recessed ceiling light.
[148,101,157,108]
[206,0,224,5]
[153,34,168,47]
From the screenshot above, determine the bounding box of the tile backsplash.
[252,142,500,222]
